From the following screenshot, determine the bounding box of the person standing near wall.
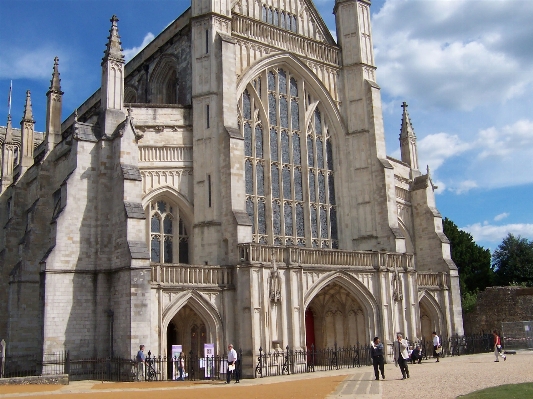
[394,333,410,380]
[371,336,385,380]
[226,344,239,384]
[136,345,145,381]
[492,330,507,362]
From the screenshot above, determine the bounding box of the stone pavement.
[0,351,532,399]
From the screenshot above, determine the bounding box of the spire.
[102,15,125,65]
[46,57,64,151]
[22,90,34,123]
[5,114,13,143]
[48,56,63,95]
[400,102,415,140]
[399,101,419,170]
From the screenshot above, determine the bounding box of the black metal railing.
[0,349,243,382]
[254,343,372,378]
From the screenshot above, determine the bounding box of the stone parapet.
[238,243,414,269]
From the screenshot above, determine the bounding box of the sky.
[1,0,532,252]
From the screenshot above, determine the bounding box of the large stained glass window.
[241,68,338,248]
[149,200,189,263]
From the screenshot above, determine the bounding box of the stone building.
[0,0,463,374]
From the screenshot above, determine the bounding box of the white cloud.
[417,132,471,172]
[123,33,155,62]
[494,213,509,222]
[462,222,533,244]
[372,0,533,111]
[449,180,478,195]
[0,47,66,80]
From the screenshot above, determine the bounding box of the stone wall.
[463,286,533,334]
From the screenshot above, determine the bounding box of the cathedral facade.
[0,0,463,375]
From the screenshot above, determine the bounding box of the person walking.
[371,337,385,380]
[226,344,239,383]
[136,345,146,381]
[432,332,441,362]
[394,333,410,380]
[492,330,507,362]
[177,352,185,381]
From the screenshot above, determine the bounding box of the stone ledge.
[0,374,69,386]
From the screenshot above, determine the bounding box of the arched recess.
[161,290,223,359]
[236,53,345,141]
[124,86,137,104]
[418,290,445,341]
[149,54,180,104]
[143,186,194,264]
[398,220,414,253]
[237,53,346,248]
[304,272,379,346]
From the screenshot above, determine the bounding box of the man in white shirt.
[394,333,410,380]
[226,344,239,383]
[432,332,441,362]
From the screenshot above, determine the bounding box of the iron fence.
[0,350,242,382]
[254,343,372,378]
[502,321,533,350]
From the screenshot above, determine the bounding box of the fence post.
[64,350,70,376]
[0,339,5,378]
[254,347,263,378]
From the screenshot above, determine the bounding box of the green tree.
[443,218,494,308]
[492,233,533,287]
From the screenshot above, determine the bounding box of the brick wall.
[463,286,533,334]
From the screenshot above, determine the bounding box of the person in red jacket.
[492,330,507,362]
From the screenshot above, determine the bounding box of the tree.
[443,218,493,311]
[492,233,533,287]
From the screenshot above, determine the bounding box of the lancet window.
[241,68,338,248]
[261,5,298,33]
[149,200,189,264]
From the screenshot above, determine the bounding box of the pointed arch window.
[149,200,189,263]
[241,68,338,248]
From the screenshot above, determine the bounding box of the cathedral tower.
[1,115,16,192]
[334,0,405,252]
[190,0,250,265]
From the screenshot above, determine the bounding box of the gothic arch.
[142,186,194,228]
[161,290,223,356]
[149,54,179,104]
[237,53,345,140]
[124,86,137,104]
[418,290,445,339]
[398,220,414,253]
[304,271,379,340]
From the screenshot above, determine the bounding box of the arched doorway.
[306,283,369,349]
[419,293,444,342]
[166,304,209,362]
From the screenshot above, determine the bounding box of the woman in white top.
[432,332,441,362]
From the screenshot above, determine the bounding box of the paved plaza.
[1,351,532,399]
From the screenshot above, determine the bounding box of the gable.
[232,0,336,45]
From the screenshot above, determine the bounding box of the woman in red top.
[492,330,507,362]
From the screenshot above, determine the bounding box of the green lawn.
[458,383,533,399]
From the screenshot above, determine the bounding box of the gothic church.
[0,0,463,375]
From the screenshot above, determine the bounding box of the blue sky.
[1,0,532,251]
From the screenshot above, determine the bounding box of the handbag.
[435,345,443,354]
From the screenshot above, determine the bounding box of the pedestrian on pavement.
[394,333,410,380]
[371,336,385,380]
[226,344,239,383]
[492,330,507,362]
[432,332,441,362]
[136,345,145,381]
